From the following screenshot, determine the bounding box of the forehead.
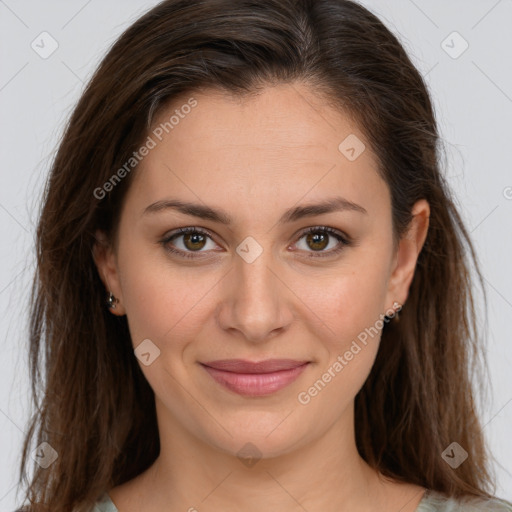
[126,83,389,221]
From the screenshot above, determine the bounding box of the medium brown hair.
[17,0,500,510]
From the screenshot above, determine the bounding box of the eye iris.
[306,231,328,251]
[183,232,206,251]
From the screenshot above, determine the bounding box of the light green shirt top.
[91,489,512,511]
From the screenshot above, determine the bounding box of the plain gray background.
[1,0,511,509]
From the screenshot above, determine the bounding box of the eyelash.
[160,226,352,260]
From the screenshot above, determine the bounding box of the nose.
[215,247,294,344]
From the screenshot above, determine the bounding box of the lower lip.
[201,363,309,397]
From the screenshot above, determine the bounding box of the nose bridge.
[217,237,292,342]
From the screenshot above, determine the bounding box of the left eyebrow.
[142,196,367,225]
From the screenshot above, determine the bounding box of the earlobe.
[386,199,430,308]
[92,230,126,316]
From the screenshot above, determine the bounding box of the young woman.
[16,0,512,511]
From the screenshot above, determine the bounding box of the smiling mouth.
[200,359,310,396]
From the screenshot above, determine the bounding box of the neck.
[122,398,424,512]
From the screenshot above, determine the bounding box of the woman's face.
[95,83,428,459]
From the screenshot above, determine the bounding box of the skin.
[94,82,430,512]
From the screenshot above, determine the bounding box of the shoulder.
[90,492,119,512]
[419,490,512,511]
[13,493,119,512]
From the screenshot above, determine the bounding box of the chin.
[197,411,315,462]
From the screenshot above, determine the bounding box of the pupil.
[307,232,328,251]
[184,232,205,250]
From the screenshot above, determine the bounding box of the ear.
[385,199,430,310]
[92,230,126,316]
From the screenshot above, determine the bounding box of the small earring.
[106,291,119,309]
[384,301,402,324]
[392,301,402,323]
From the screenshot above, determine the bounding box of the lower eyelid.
[292,236,348,258]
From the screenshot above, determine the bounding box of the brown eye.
[161,227,219,259]
[294,226,351,258]
[182,232,207,251]
[305,231,329,251]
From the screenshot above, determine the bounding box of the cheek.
[117,242,220,347]
[300,258,390,349]
[295,269,388,416]
[293,254,391,405]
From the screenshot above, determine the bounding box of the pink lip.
[200,359,310,397]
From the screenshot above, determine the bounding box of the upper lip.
[201,359,309,374]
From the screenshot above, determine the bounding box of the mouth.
[200,359,310,397]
